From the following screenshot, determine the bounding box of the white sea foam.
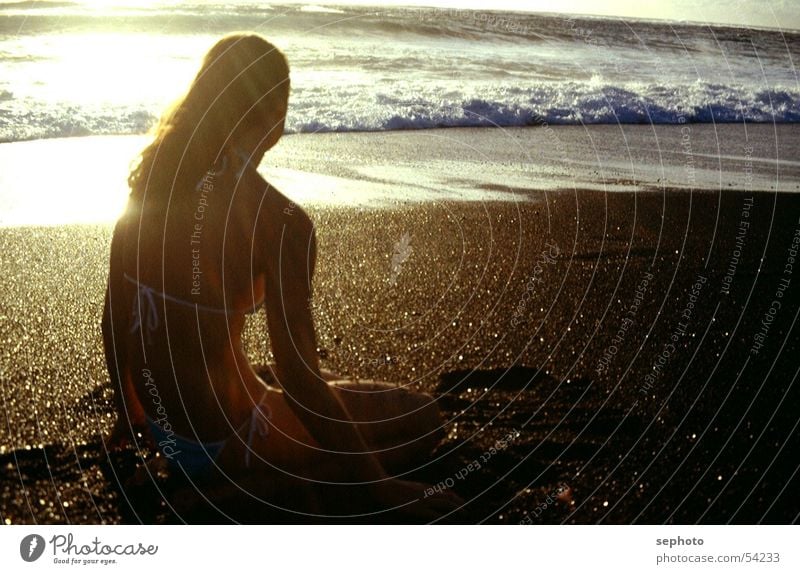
[1,2,797,142]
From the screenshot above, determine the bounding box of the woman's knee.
[331,382,433,421]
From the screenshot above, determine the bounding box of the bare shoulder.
[258,179,314,241]
[247,175,316,276]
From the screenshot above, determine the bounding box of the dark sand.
[1,125,799,524]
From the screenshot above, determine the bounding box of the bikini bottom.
[145,392,272,480]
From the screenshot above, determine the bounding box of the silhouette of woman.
[101,33,460,519]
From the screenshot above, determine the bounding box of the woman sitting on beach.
[101,33,459,519]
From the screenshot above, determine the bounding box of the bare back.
[114,152,314,440]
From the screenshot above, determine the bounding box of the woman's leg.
[208,366,444,516]
[219,376,444,479]
[258,362,443,465]
[211,378,445,516]
[326,379,445,473]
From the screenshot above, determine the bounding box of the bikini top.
[125,273,265,343]
[126,147,264,343]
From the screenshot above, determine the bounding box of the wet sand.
[1,190,798,524]
[0,126,799,524]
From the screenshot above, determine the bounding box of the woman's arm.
[259,204,463,518]
[263,215,386,484]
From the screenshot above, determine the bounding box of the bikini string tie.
[244,395,272,468]
[129,283,159,345]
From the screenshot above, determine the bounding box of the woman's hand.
[103,414,146,451]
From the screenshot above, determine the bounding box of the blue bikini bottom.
[145,394,272,480]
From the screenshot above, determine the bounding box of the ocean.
[1,1,799,143]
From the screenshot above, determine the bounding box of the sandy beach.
[0,126,798,524]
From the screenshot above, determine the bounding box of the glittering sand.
[1,127,799,524]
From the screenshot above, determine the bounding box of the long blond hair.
[128,33,290,203]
